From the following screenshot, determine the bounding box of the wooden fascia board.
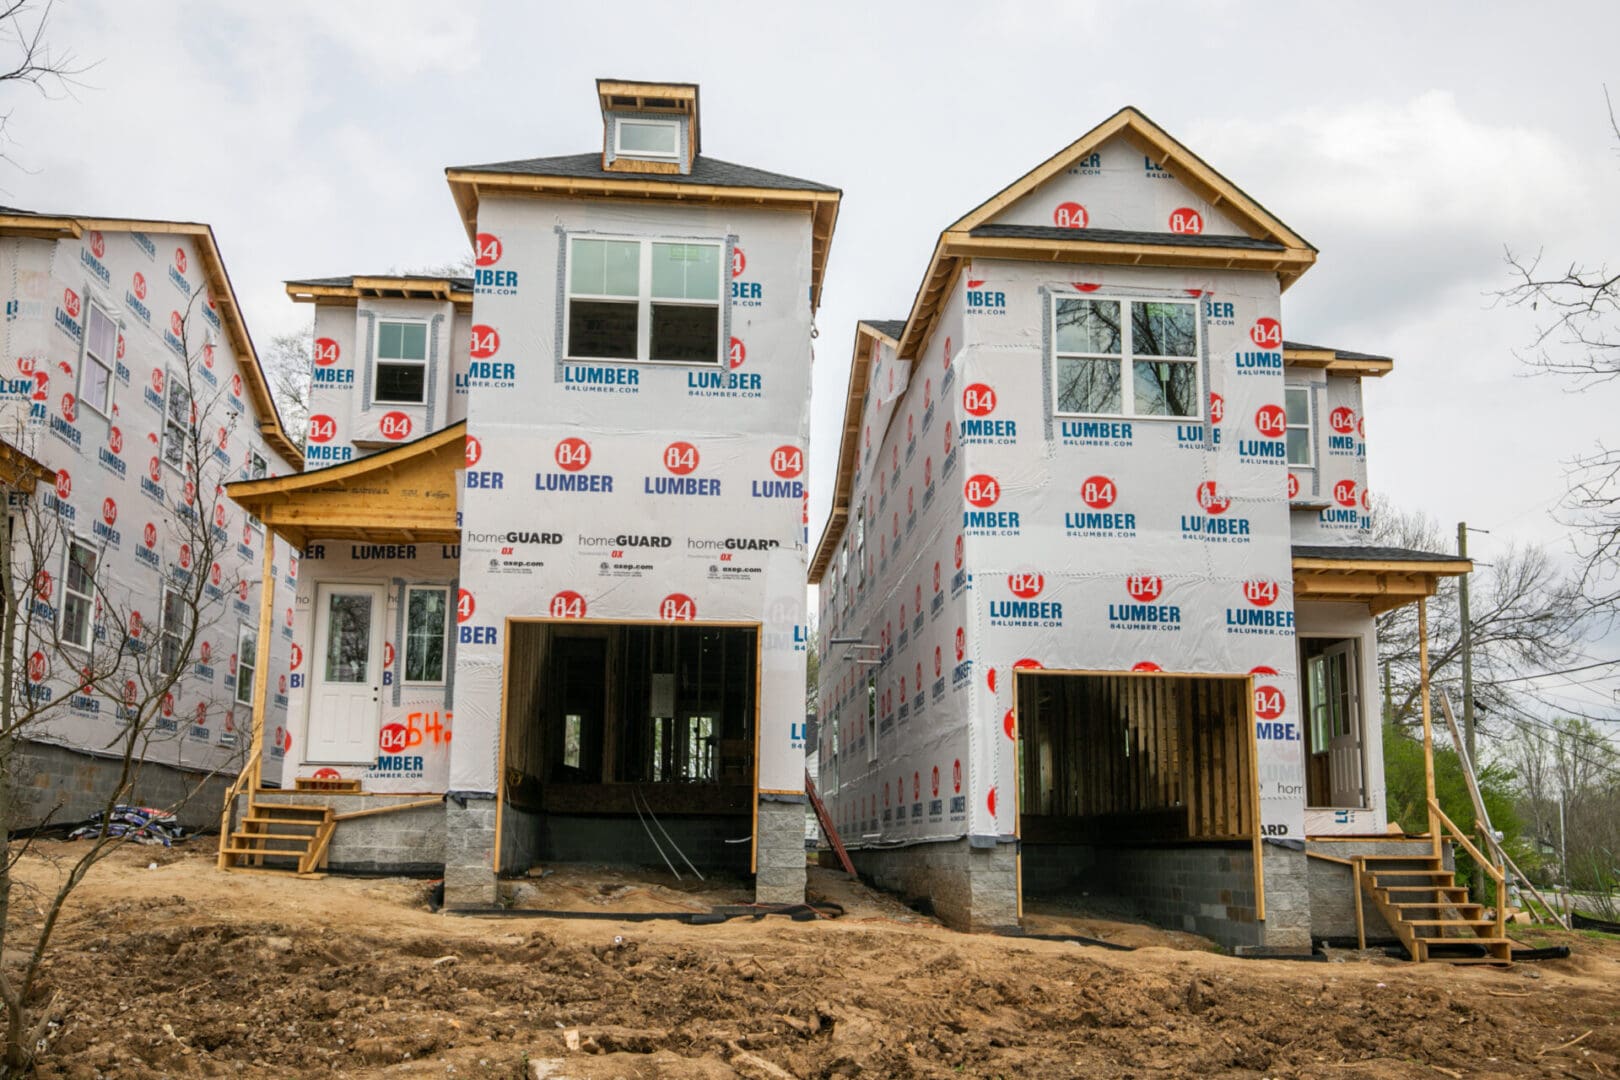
[941,231,1316,275]
[1282,349,1395,377]
[228,423,466,508]
[443,171,840,308]
[1293,556,1472,577]
[260,504,457,531]
[895,236,953,361]
[1281,348,1337,367]
[0,439,53,491]
[807,327,878,582]
[0,213,82,239]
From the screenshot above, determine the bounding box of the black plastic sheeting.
[1572,911,1620,934]
[445,901,844,924]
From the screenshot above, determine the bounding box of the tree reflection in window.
[1054,296,1199,418]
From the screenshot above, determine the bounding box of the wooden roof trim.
[1,215,303,470]
[944,106,1314,254]
[0,212,80,239]
[0,437,54,492]
[1293,555,1472,576]
[808,326,884,583]
[444,172,841,310]
[942,230,1317,276]
[1282,347,1394,378]
[228,420,466,505]
[287,279,475,307]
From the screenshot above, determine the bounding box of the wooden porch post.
[246,529,278,793]
[1417,596,1438,853]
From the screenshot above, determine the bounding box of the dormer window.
[615,118,680,161]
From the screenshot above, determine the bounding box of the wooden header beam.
[1292,554,1471,615]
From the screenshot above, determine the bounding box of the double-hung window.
[1053,296,1201,418]
[1285,386,1313,468]
[162,367,190,472]
[60,538,96,651]
[80,301,117,417]
[404,585,448,684]
[614,118,680,162]
[235,623,257,706]
[565,236,722,365]
[159,586,186,676]
[374,321,428,404]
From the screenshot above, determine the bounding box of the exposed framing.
[492,616,766,878]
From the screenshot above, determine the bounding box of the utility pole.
[1458,522,1476,767]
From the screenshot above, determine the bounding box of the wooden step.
[1367,870,1455,880]
[295,777,361,794]
[1380,885,1467,895]
[219,845,307,857]
[1404,919,1497,927]
[231,835,315,848]
[241,817,321,830]
[1387,901,1483,912]
[250,803,330,816]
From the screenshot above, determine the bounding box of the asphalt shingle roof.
[969,223,1287,251]
[1282,340,1393,362]
[1293,545,1467,564]
[861,319,908,340]
[450,152,838,194]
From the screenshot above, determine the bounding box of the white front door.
[1317,640,1365,808]
[305,583,385,764]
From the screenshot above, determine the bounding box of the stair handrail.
[216,746,261,869]
[1429,796,1507,941]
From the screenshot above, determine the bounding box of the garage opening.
[499,621,758,878]
[1016,671,1264,949]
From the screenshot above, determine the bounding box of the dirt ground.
[10,842,1620,1079]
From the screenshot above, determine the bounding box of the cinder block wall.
[755,799,808,904]
[848,839,1019,930]
[443,797,498,907]
[9,740,234,830]
[1306,838,1453,941]
[244,793,444,874]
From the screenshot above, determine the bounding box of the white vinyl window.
[1285,386,1313,468]
[374,320,429,405]
[159,585,186,676]
[60,537,97,651]
[565,236,722,365]
[853,507,866,589]
[1053,296,1201,419]
[614,118,680,161]
[865,674,878,763]
[162,366,190,473]
[80,301,117,417]
[235,623,256,706]
[404,585,448,684]
[839,544,851,612]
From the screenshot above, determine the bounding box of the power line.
[1481,705,1620,784]
[1482,657,1620,685]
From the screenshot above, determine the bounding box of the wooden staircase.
[1356,852,1513,964]
[220,798,336,876]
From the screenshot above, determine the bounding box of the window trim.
[371,318,431,407]
[78,297,118,420]
[563,234,724,367]
[613,117,681,161]
[234,621,257,706]
[1285,384,1314,469]
[158,584,186,677]
[160,363,191,476]
[402,584,450,686]
[59,534,97,652]
[1050,293,1204,421]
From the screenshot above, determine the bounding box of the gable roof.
[0,206,303,469]
[226,421,465,547]
[896,106,1318,362]
[444,154,841,309]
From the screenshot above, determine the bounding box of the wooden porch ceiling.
[225,422,466,550]
[1292,554,1472,615]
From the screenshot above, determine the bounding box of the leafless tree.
[0,0,93,169]
[1499,87,1620,609]
[1370,496,1589,733]
[262,328,311,449]
[0,291,249,1075]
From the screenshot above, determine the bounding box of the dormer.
[597,78,699,175]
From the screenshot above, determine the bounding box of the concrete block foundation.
[7,739,235,830]
[242,793,445,874]
[848,838,1019,931]
[754,798,808,904]
[1306,838,1453,941]
[443,796,499,908]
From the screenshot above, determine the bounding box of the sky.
[5,0,1620,721]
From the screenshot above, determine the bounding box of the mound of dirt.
[15,843,1620,1079]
